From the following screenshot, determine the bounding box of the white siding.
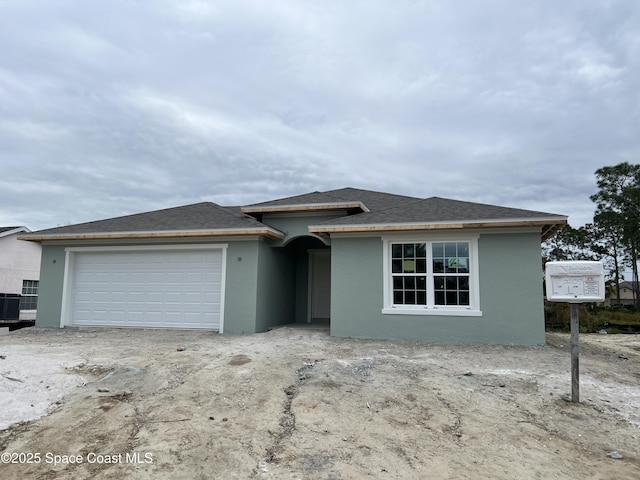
[0,233,41,294]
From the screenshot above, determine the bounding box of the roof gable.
[242,187,419,214]
[325,187,420,211]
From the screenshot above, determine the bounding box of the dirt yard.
[1,326,639,480]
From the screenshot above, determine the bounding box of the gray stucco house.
[20,187,567,344]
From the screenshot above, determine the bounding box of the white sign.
[545,261,605,303]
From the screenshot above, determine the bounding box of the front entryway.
[309,250,331,322]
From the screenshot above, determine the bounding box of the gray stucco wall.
[476,232,545,344]
[260,213,339,246]
[330,231,545,345]
[223,241,260,334]
[254,240,295,332]
[294,249,310,323]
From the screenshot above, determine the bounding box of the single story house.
[0,226,41,321]
[604,281,639,307]
[20,187,567,345]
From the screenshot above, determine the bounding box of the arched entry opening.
[284,236,331,325]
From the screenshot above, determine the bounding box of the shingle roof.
[21,203,283,241]
[243,187,419,213]
[316,197,564,225]
[246,191,342,207]
[325,187,420,211]
[308,196,567,240]
[19,188,567,242]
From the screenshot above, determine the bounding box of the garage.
[64,246,226,330]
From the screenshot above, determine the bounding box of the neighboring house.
[604,281,638,307]
[19,187,567,345]
[0,226,41,321]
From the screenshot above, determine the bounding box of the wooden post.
[570,303,580,403]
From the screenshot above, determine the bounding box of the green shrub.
[545,303,640,333]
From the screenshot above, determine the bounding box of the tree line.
[543,162,640,308]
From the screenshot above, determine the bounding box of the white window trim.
[381,234,482,317]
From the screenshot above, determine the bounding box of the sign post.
[545,261,605,403]
[570,303,580,402]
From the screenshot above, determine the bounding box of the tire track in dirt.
[264,359,317,464]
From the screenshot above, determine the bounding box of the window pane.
[404,244,414,257]
[432,243,444,257]
[416,259,426,273]
[446,291,458,305]
[415,243,426,258]
[445,243,457,257]
[459,292,470,305]
[459,277,469,290]
[457,258,469,273]
[393,276,403,289]
[394,291,403,304]
[403,260,415,273]
[446,276,458,290]
[433,259,444,273]
[404,276,415,289]
[435,291,445,305]
[392,260,402,273]
[416,276,426,289]
[417,291,426,305]
[405,291,415,304]
[445,257,457,272]
[434,276,445,290]
[457,243,470,273]
[392,244,402,258]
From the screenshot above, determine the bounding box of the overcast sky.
[1,0,638,231]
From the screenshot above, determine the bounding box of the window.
[20,280,39,310]
[383,236,481,316]
[432,242,470,306]
[391,243,427,305]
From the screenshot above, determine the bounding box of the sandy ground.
[1,326,639,480]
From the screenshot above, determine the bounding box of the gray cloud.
[1,0,638,230]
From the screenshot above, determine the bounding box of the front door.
[309,250,331,322]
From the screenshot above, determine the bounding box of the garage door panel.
[69,248,224,329]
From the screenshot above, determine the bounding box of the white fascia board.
[242,201,369,214]
[1,226,30,238]
[19,227,285,242]
[262,210,349,219]
[309,216,567,233]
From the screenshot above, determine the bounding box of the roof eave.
[541,221,568,241]
[0,226,31,238]
[309,217,568,239]
[241,201,370,215]
[18,227,285,242]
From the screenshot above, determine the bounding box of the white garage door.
[68,248,224,330]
